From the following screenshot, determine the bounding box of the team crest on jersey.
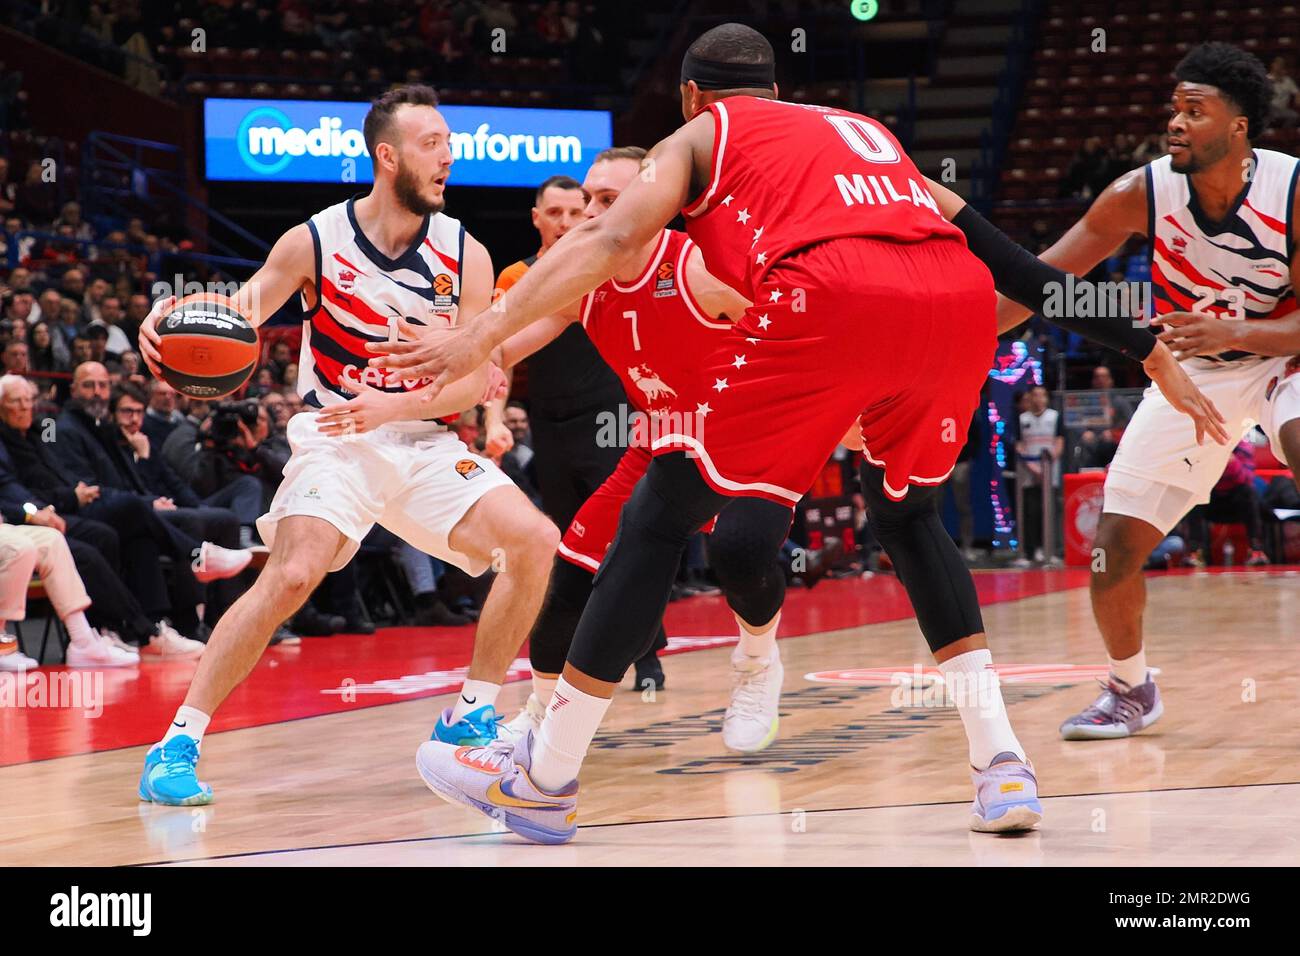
[455,458,484,480]
[653,260,679,299]
[1169,235,1188,259]
[628,364,678,404]
[337,268,357,293]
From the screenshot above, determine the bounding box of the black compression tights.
[859,462,984,652]
[564,453,794,684]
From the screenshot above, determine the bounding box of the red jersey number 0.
[825,114,900,165]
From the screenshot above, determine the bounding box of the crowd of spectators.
[10,0,627,98]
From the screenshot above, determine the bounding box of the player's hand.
[74,482,99,506]
[481,362,508,405]
[152,497,176,511]
[138,295,176,378]
[366,319,492,400]
[29,506,66,534]
[1142,342,1230,446]
[1155,310,1239,358]
[316,378,408,437]
[484,420,514,458]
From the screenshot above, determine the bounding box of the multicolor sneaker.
[138,735,213,806]
[970,752,1043,832]
[415,731,578,845]
[430,704,500,746]
[1059,674,1163,740]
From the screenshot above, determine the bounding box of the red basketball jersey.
[682,96,964,300]
[578,229,731,418]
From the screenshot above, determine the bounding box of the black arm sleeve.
[951,204,1157,361]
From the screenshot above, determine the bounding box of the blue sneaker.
[431,705,500,746]
[969,751,1042,832]
[138,735,213,806]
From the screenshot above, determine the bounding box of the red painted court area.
[0,569,1089,766]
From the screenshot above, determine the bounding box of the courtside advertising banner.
[204,98,613,186]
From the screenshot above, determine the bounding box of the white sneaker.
[140,623,205,661]
[722,647,784,753]
[0,638,38,671]
[100,629,141,660]
[497,693,546,745]
[194,542,253,583]
[66,634,139,668]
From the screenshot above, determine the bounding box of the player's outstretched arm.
[924,176,1228,445]
[138,223,314,377]
[990,170,1147,332]
[498,304,581,369]
[366,120,703,391]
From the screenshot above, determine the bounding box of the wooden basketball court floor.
[3,568,1298,867]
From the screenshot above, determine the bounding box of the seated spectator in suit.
[2,370,240,650]
[109,382,253,627]
[52,366,257,628]
[0,385,191,658]
[142,379,184,447]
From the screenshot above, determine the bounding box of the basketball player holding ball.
[134,85,560,806]
[997,43,1300,741]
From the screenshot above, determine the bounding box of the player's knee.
[1090,519,1147,584]
[264,559,321,604]
[500,511,561,570]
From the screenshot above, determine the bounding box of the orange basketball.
[155,293,259,399]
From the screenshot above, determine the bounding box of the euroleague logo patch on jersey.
[652,260,679,299]
[432,272,457,312]
[455,458,484,480]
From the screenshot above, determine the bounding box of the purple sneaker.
[1059,674,1163,740]
[415,730,578,845]
[970,752,1043,833]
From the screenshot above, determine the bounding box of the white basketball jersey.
[299,197,465,426]
[1147,149,1298,358]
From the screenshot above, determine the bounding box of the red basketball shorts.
[651,235,997,502]
[558,443,718,571]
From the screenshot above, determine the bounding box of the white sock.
[532,673,558,707]
[937,649,1025,770]
[64,611,98,648]
[531,677,612,793]
[162,705,211,748]
[450,679,500,722]
[1109,648,1147,689]
[736,612,779,659]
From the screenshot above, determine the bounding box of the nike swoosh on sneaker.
[487,777,565,810]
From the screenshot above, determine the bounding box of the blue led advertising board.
[204,98,613,187]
